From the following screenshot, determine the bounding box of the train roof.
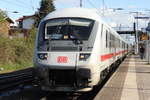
[43,8,101,21]
[42,8,129,44]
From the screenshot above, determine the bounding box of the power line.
[16,0,27,5]
[0,0,33,10]
[86,0,98,9]
[15,0,35,10]
[54,0,69,9]
[30,0,35,10]
[80,0,82,7]
[86,0,102,14]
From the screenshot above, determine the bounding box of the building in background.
[16,15,36,37]
[0,17,14,37]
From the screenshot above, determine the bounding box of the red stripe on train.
[101,50,127,62]
[101,53,114,61]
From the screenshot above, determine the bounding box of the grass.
[0,27,36,74]
[0,63,33,73]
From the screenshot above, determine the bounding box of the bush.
[0,27,37,73]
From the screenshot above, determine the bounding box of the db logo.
[57,56,68,63]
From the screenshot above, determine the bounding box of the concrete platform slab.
[94,55,150,100]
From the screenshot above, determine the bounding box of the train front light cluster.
[38,53,48,60]
[79,53,91,61]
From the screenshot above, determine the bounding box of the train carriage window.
[101,24,103,38]
[122,42,125,48]
[118,39,120,48]
[116,38,118,48]
[114,36,116,48]
[112,35,114,48]
[109,34,111,48]
[106,30,108,48]
[109,33,115,48]
[112,35,115,48]
[120,40,121,48]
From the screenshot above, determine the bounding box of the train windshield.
[45,18,94,40]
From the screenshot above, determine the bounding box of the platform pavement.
[94,55,150,100]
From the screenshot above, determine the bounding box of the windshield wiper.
[71,33,83,45]
[69,27,83,45]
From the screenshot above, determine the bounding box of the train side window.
[106,30,108,48]
[123,42,125,48]
[118,39,120,48]
[113,36,115,48]
[120,40,121,48]
[112,35,115,48]
[109,32,112,48]
[110,33,115,48]
[101,24,103,38]
[114,37,116,48]
[109,33,112,48]
[116,38,118,48]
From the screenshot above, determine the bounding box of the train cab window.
[44,18,94,40]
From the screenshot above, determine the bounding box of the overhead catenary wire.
[53,0,69,9]
[16,0,34,10]
[80,0,82,7]
[86,0,98,9]
[0,0,34,10]
[86,0,102,15]
[16,0,35,10]
[30,0,35,10]
[16,0,28,5]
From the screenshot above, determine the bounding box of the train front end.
[34,8,100,92]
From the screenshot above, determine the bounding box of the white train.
[33,8,129,92]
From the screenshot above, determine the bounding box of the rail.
[0,68,34,91]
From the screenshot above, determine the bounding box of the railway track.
[0,57,126,100]
[0,68,34,91]
[45,58,125,100]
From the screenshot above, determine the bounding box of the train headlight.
[38,53,48,60]
[79,53,91,61]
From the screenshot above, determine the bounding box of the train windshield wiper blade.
[70,33,83,45]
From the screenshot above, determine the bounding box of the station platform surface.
[94,55,150,100]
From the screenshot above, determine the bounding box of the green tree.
[0,10,7,23]
[36,0,55,26]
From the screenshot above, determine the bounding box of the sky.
[0,0,150,25]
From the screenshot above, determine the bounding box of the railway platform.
[94,55,150,100]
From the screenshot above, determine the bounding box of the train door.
[113,36,117,61]
[100,24,106,67]
[100,25,110,66]
[101,25,108,61]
